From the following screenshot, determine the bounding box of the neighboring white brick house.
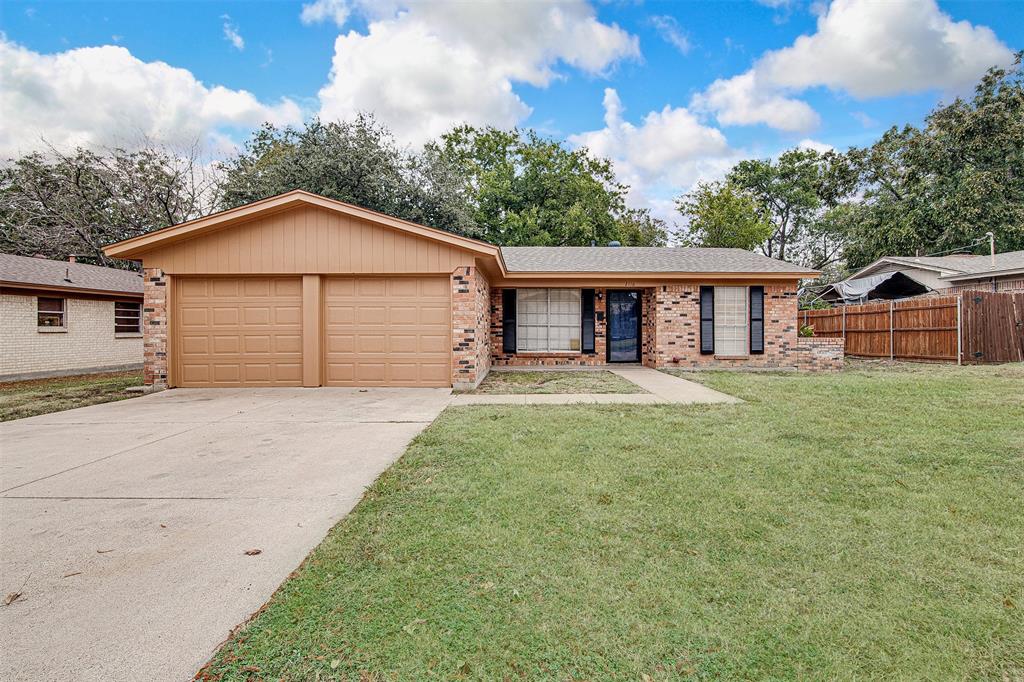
[0,254,144,381]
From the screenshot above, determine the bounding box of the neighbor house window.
[713,286,747,356]
[115,301,142,333]
[37,297,65,328]
[516,288,581,352]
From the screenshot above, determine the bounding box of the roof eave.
[0,281,143,298]
[501,270,819,280]
[941,266,1024,281]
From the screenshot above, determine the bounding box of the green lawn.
[203,364,1024,681]
[467,369,646,394]
[0,370,144,422]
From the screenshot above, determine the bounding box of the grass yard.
[203,364,1024,681]
[0,370,144,422]
[467,369,646,394]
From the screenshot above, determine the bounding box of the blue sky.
[1,0,1021,223]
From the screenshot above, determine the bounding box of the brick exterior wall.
[491,287,607,366]
[489,282,839,372]
[791,337,845,370]
[143,268,169,387]
[451,266,490,390]
[649,283,809,369]
[0,293,143,380]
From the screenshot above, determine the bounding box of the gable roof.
[851,251,1024,281]
[0,253,143,296]
[103,190,816,279]
[103,189,504,264]
[501,246,817,276]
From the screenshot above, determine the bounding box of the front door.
[607,290,641,362]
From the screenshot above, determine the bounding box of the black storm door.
[607,290,640,362]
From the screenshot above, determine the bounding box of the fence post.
[889,300,894,361]
[842,306,846,345]
[956,295,962,366]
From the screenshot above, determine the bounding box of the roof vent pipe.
[608,241,621,247]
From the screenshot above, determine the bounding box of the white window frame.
[516,288,582,353]
[713,286,748,357]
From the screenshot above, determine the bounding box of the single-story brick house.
[0,253,144,381]
[102,190,841,390]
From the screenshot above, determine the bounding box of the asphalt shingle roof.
[499,246,817,274]
[884,251,1024,277]
[0,253,143,295]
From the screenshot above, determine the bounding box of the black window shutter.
[581,289,596,354]
[700,286,714,355]
[502,289,517,353]
[749,286,764,354]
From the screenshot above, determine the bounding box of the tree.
[433,125,668,246]
[675,181,773,250]
[217,115,477,237]
[0,143,215,267]
[843,53,1024,268]
[725,147,857,268]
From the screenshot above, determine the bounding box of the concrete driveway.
[0,387,451,681]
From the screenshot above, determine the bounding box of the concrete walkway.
[0,387,451,682]
[449,366,739,405]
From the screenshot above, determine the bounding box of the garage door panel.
[179,307,209,327]
[275,335,302,354]
[212,307,240,326]
[323,276,450,387]
[358,279,387,296]
[213,335,241,354]
[212,279,240,297]
[175,277,302,387]
[242,307,271,325]
[420,305,449,325]
[356,363,386,382]
[389,306,418,325]
[420,334,449,353]
[389,335,418,353]
[212,364,240,382]
[357,307,388,325]
[325,278,354,296]
[420,363,449,382]
[419,278,449,297]
[275,306,301,325]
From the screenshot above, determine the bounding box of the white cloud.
[0,39,302,159]
[694,0,1013,131]
[759,0,1012,97]
[222,16,244,51]
[649,15,691,55]
[692,71,819,132]
[850,111,876,128]
[300,0,350,28]
[570,88,740,224]
[317,0,639,145]
[797,138,834,153]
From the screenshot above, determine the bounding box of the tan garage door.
[323,276,450,387]
[175,277,303,387]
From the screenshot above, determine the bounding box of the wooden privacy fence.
[800,291,1024,364]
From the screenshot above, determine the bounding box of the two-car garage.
[174,275,451,387]
[105,191,501,389]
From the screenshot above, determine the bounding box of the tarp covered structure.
[822,271,929,303]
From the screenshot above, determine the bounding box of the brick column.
[142,267,169,387]
[451,266,490,390]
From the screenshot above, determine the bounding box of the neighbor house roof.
[500,246,818,275]
[0,253,143,297]
[851,250,1024,282]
